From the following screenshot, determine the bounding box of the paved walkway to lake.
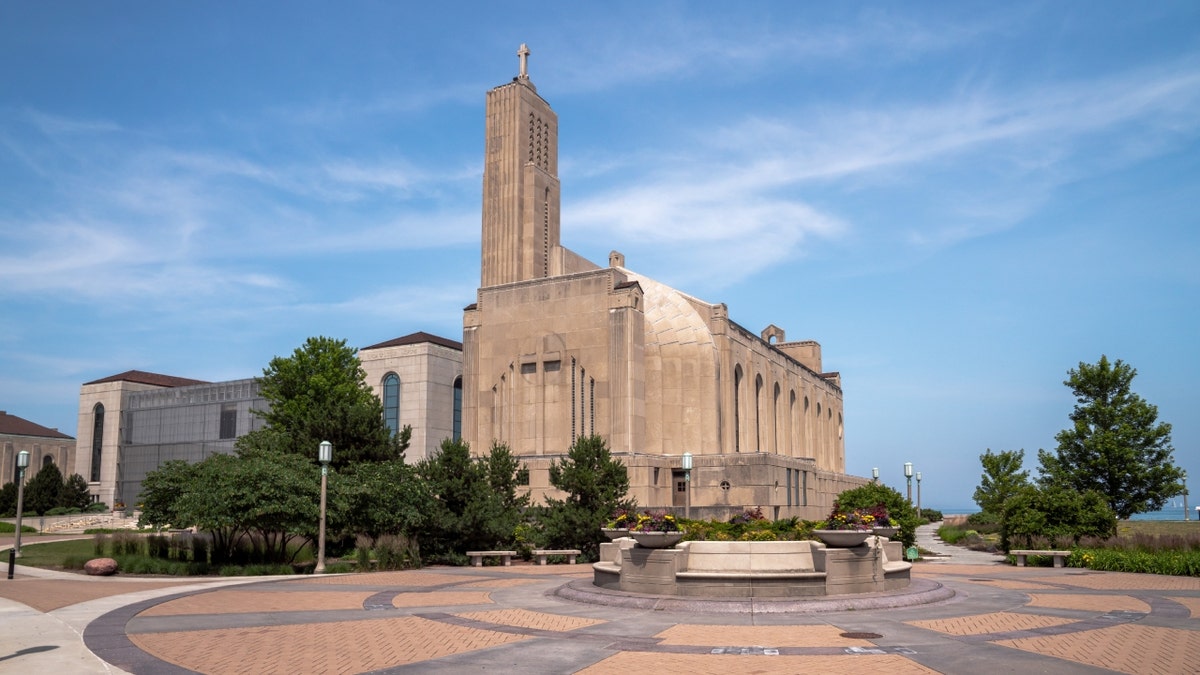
[2,527,1199,674]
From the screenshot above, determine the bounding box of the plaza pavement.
[1,525,1199,674]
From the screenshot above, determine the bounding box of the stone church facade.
[462,48,864,520]
[69,47,864,519]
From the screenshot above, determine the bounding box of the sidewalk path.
[916,521,1007,565]
[4,540,1200,673]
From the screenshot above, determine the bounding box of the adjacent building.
[1,410,74,487]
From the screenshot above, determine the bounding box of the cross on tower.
[518,43,530,79]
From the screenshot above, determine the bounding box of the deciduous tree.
[240,336,410,467]
[1037,355,1181,519]
[973,449,1030,517]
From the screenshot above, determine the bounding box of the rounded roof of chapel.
[618,268,715,350]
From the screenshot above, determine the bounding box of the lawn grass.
[12,538,96,569]
[1117,520,1200,537]
[0,522,38,534]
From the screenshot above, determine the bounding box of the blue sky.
[2,2,1197,511]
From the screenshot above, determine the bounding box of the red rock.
[84,558,118,576]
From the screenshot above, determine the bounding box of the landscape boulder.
[84,558,119,576]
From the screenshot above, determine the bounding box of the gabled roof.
[361,331,463,352]
[0,411,73,439]
[83,370,209,388]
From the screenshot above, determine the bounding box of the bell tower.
[480,44,561,287]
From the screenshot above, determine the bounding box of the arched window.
[452,376,463,441]
[42,455,54,469]
[90,403,104,482]
[755,374,764,452]
[773,382,781,454]
[382,373,400,435]
[733,365,743,453]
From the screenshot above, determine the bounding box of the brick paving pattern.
[456,608,606,631]
[1024,592,1151,613]
[654,624,874,648]
[909,610,1079,636]
[995,623,1200,674]
[129,615,528,674]
[1030,571,1200,591]
[139,589,374,615]
[9,551,1200,674]
[1167,595,1200,618]
[576,653,941,674]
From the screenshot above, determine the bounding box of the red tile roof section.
[361,331,463,352]
[83,370,209,388]
[0,411,73,439]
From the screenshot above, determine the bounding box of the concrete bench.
[532,548,582,565]
[465,550,517,567]
[1011,549,1071,568]
[674,540,829,597]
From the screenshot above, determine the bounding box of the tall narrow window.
[570,357,577,442]
[755,375,763,452]
[90,403,104,482]
[773,383,781,454]
[452,376,463,441]
[219,404,237,439]
[383,373,400,435]
[589,377,595,436]
[733,365,743,453]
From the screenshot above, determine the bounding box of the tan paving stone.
[129,615,528,674]
[0,578,190,613]
[1167,595,1200,618]
[1029,572,1200,591]
[958,578,1062,590]
[456,608,606,632]
[913,563,1011,576]
[575,652,939,674]
[655,624,874,648]
[1025,593,1151,613]
[909,611,1078,636]
[138,590,374,616]
[995,623,1200,674]
[457,577,539,588]
[390,591,493,608]
[286,571,477,586]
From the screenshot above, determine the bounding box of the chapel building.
[462,47,864,520]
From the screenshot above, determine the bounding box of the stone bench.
[532,549,581,565]
[1011,549,1071,568]
[674,540,828,597]
[465,550,517,567]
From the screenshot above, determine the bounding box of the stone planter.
[872,526,899,538]
[601,528,631,540]
[813,530,872,548]
[629,532,684,549]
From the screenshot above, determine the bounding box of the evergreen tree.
[416,439,528,557]
[1037,355,1182,519]
[0,482,16,517]
[61,473,93,510]
[540,435,632,560]
[24,463,64,516]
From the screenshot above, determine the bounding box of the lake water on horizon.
[926,504,1199,522]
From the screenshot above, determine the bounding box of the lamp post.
[315,441,332,574]
[5,451,31,581]
[13,451,29,559]
[872,467,879,482]
[904,462,913,505]
[681,452,693,520]
[916,471,923,515]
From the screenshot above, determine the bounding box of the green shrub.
[93,533,109,557]
[375,533,420,570]
[46,506,82,516]
[85,502,110,513]
[919,508,943,522]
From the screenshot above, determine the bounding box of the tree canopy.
[239,336,409,467]
[1037,355,1182,519]
[973,449,1031,516]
